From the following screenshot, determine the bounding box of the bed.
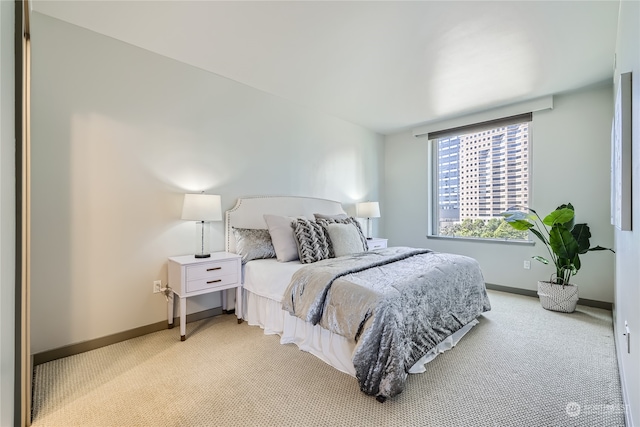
[225,195,491,402]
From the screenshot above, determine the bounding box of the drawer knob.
[207,279,222,284]
[206,267,222,271]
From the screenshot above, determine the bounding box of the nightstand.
[367,237,388,250]
[167,252,242,341]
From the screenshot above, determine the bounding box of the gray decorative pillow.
[326,223,368,257]
[313,212,349,220]
[291,218,330,264]
[232,227,276,264]
[315,217,368,257]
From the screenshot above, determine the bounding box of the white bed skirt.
[241,288,478,377]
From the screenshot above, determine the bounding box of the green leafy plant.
[501,203,614,286]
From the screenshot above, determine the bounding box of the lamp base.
[194,253,211,258]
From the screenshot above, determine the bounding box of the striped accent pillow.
[291,218,331,264]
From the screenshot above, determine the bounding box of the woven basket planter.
[537,281,578,313]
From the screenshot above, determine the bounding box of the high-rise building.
[437,136,460,223]
[437,123,529,226]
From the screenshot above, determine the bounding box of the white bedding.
[243,258,304,300]
[241,257,478,377]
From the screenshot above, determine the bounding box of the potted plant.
[501,203,613,313]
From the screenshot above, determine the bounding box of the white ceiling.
[31,1,620,135]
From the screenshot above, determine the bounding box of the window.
[429,114,531,241]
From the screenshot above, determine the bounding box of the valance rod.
[427,112,532,140]
[413,95,553,139]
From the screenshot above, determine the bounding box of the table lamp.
[356,201,380,239]
[181,193,222,258]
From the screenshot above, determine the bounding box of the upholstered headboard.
[225,195,347,254]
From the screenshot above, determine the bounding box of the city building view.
[436,122,530,240]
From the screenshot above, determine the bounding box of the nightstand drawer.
[367,238,388,250]
[186,260,236,281]
[186,273,239,293]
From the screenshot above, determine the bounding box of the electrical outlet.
[523,260,531,269]
[153,280,162,293]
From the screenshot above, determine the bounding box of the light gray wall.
[384,83,615,303]
[613,1,640,425]
[29,13,384,354]
[0,0,15,425]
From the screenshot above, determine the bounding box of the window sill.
[426,235,535,246]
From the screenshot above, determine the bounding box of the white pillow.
[326,223,367,257]
[263,214,301,262]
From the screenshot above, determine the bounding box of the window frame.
[427,115,534,244]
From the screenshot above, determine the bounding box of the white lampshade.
[181,194,222,221]
[356,202,381,219]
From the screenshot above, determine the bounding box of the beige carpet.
[32,290,626,427]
